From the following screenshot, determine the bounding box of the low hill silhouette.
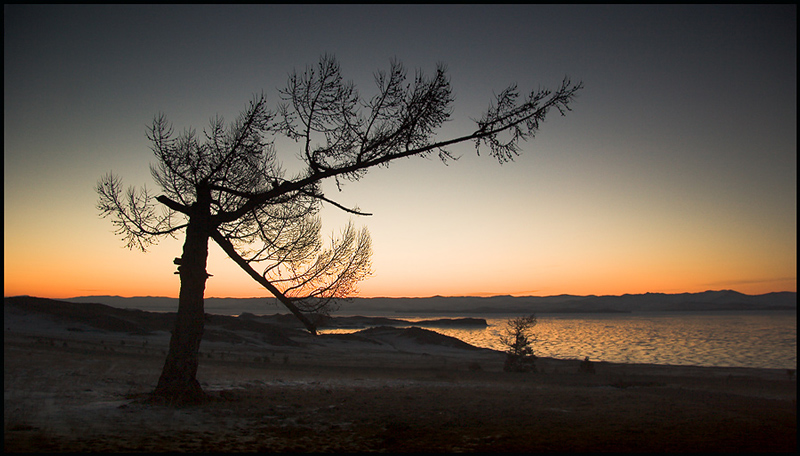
[61,290,797,315]
[4,296,487,350]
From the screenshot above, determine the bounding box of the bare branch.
[99,54,578,338]
[96,172,185,251]
[216,67,580,226]
[297,188,373,216]
[210,229,319,334]
[97,55,583,404]
[270,222,372,303]
[475,78,584,163]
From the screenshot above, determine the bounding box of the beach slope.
[4,297,796,452]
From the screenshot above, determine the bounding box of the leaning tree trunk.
[153,187,212,404]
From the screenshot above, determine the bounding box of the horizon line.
[6,289,797,301]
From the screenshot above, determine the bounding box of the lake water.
[322,311,797,370]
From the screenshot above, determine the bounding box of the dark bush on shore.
[499,315,538,373]
[579,356,596,374]
[504,353,537,373]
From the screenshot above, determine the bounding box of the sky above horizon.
[4,5,797,299]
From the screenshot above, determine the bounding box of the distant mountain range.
[61,290,796,316]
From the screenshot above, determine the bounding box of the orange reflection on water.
[321,312,797,370]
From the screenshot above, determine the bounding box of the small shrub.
[579,356,595,374]
[499,314,538,373]
[503,353,537,373]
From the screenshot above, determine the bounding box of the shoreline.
[5,337,797,452]
[5,315,797,452]
[4,297,797,452]
[5,296,796,371]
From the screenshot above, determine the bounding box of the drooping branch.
[267,222,372,304]
[210,229,319,334]
[97,55,582,406]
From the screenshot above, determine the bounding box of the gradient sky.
[4,5,797,299]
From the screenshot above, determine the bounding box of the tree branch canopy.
[96,172,184,251]
[97,54,581,326]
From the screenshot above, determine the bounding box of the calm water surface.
[326,311,797,370]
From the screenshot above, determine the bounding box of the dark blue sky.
[4,5,796,298]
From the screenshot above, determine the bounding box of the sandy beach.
[4,298,796,452]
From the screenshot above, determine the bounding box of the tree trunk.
[152,187,211,405]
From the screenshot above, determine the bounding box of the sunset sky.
[4,5,796,299]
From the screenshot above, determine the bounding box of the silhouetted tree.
[97,55,582,404]
[500,314,538,372]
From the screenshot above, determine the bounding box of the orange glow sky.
[4,5,796,300]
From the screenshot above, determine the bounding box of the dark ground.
[4,297,796,452]
[4,331,796,453]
